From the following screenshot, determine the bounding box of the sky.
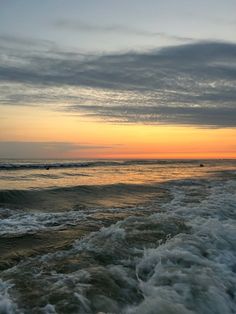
[0,0,236,159]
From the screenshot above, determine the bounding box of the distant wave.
[0,159,200,171]
[0,161,108,170]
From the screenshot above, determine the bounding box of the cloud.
[0,142,111,158]
[70,104,236,128]
[54,19,191,41]
[0,36,236,128]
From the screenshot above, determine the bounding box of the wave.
[0,159,202,171]
[0,183,168,211]
[0,161,109,170]
[1,178,236,313]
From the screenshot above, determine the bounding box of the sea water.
[0,159,236,313]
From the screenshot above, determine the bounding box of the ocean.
[0,159,236,314]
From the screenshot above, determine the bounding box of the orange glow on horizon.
[1,105,236,159]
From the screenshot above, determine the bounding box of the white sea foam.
[0,280,19,314]
[72,178,236,313]
[124,179,236,314]
[1,176,236,313]
[0,205,146,237]
[41,303,57,314]
[0,210,87,236]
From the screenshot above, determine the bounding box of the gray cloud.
[70,104,236,128]
[0,37,236,127]
[0,142,111,158]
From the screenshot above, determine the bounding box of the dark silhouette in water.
[200,164,204,167]
[45,166,50,170]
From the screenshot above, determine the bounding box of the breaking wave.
[0,177,235,313]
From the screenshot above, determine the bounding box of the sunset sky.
[1,0,236,159]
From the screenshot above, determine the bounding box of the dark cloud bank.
[0,36,236,128]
